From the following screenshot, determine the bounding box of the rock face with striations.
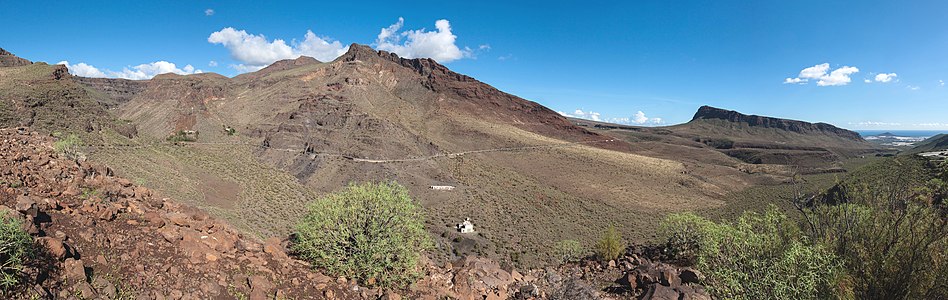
[0,48,33,67]
[692,105,864,141]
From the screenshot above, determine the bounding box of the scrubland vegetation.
[660,156,948,299]
[0,211,32,291]
[292,182,432,288]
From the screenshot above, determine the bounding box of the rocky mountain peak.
[0,47,33,67]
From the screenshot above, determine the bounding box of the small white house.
[457,218,474,233]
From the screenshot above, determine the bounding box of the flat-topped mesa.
[692,105,864,141]
[0,47,33,67]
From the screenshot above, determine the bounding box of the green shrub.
[292,182,432,288]
[166,130,197,142]
[803,157,948,299]
[554,239,583,263]
[0,212,32,291]
[53,133,82,159]
[660,208,844,300]
[594,226,623,261]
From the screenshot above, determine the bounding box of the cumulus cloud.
[558,109,664,126]
[57,60,202,80]
[558,109,602,122]
[940,80,945,87]
[205,9,214,16]
[908,85,920,90]
[613,111,664,125]
[57,61,107,78]
[784,63,859,86]
[817,66,859,86]
[375,18,471,63]
[784,77,806,84]
[207,27,349,71]
[208,60,218,67]
[873,73,897,83]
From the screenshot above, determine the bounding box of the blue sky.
[2,1,948,130]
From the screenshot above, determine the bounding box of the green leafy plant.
[554,239,583,263]
[800,156,948,299]
[166,130,197,142]
[292,181,432,288]
[660,207,844,300]
[0,211,33,291]
[594,226,623,261]
[53,133,82,159]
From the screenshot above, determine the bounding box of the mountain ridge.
[691,105,864,141]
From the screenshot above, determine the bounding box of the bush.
[166,130,197,142]
[802,157,948,299]
[554,239,583,263]
[53,133,82,159]
[660,208,844,300]
[292,182,432,288]
[594,226,623,261]
[0,211,32,291]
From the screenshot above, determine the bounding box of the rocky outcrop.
[0,48,32,67]
[74,77,147,108]
[0,128,365,299]
[692,105,864,141]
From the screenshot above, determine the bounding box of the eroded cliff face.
[692,105,865,141]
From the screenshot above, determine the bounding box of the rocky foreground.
[0,128,709,299]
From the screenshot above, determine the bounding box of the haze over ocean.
[856,130,948,137]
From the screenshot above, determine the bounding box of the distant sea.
[856,130,948,137]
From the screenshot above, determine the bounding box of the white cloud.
[111,61,203,80]
[57,61,107,78]
[940,80,945,87]
[784,77,805,84]
[208,27,349,71]
[799,63,830,80]
[817,66,859,86]
[864,79,871,83]
[478,44,491,50]
[57,60,202,80]
[873,73,897,83]
[908,85,920,90]
[498,54,514,61]
[559,109,664,126]
[208,60,218,67]
[296,30,350,61]
[205,9,214,16]
[375,18,470,63]
[784,63,859,86]
[558,109,602,121]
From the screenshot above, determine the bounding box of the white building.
[457,218,474,233]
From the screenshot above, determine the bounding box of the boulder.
[679,268,703,284]
[15,195,38,217]
[644,284,680,300]
[36,237,70,260]
[659,268,680,287]
[63,258,87,283]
